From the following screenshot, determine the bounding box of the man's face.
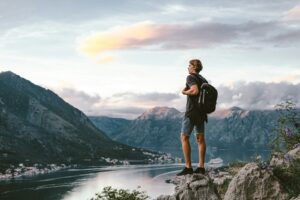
[188,64,195,74]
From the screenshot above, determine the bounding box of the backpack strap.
[190,74,209,123]
[191,74,209,104]
[191,74,208,88]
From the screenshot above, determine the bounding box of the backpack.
[191,74,218,114]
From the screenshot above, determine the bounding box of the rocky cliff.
[157,146,300,200]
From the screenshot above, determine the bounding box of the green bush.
[270,99,300,152]
[90,186,150,200]
[273,159,300,198]
[269,99,300,197]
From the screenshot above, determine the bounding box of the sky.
[0,0,300,119]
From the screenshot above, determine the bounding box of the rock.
[270,147,300,168]
[290,194,300,200]
[224,162,289,200]
[287,146,300,162]
[207,168,233,185]
[271,146,300,197]
[270,152,286,168]
[157,174,220,200]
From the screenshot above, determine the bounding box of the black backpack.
[192,74,218,114]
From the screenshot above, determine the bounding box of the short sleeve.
[186,75,197,87]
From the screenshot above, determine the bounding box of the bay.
[0,148,272,200]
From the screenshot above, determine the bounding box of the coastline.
[0,163,72,180]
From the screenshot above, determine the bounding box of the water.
[0,164,183,200]
[155,146,272,164]
[0,149,272,200]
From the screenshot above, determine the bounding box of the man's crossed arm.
[182,84,199,96]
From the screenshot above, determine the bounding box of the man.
[177,59,208,176]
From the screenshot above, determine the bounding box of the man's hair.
[189,59,203,73]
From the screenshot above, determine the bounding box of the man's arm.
[182,84,199,96]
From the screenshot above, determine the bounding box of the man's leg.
[181,134,192,168]
[196,133,206,168]
[177,117,194,176]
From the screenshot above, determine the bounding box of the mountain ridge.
[0,71,157,169]
[90,106,300,159]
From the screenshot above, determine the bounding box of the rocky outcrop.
[286,145,300,162]
[290,194,300,200]
[157,174,221,200]
[155,148,300,200]
[223,162,289,200]
[271,146,300,199]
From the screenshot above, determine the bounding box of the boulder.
[157,174,220,200]
[271,146,300,198]
[286,146,300,162]
[224,162,289,200]
[290,194,300,200]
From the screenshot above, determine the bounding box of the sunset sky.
[1,0,300,118]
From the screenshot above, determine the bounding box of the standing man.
[177,59,208,176]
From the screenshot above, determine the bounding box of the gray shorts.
[181,116,205,137]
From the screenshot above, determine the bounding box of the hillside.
[0,71,156,169]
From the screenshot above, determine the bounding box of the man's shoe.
[194,167,205,174]
[176,167,193,176]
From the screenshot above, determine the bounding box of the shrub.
[273,159,300,198]
[270,99,300,152]
[90,186,149,200]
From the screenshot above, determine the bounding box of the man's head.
[188,59,203,74]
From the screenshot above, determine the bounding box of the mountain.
[88,116,131,137]
[0,71,156,169]
[137,107,182,120]
[90,106,295,156]
[210,106,250,119]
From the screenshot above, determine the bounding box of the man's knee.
[196,133,205,144]
[181,134,190,142]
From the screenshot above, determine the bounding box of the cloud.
[110,92,180,104]
[95,55,115,65]
[217,81,300,110]
[56,87,101,112]
[272,74,300,83]
[54,81,300,119]
[267,30,300,46]
[282,5,300,22]
[78,18,300,57]
[78,21,241,56]
[54,87,182,119]
[78,21,161,56]
[161,4,188,14]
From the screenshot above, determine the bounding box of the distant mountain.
[88,116,131,137]
[137,107,183,120]
[0,71,157,169]
[90,106,296,155]
[210,106,250,119]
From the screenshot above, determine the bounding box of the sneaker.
[176,167,193,176]
[194,167,205,174]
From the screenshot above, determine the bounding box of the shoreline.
[0,160,182,181]
[0,163,72,181]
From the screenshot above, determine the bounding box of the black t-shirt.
[184,73,208,123]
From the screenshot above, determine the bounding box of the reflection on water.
[0,164,183,200]
[63,164,182,200]
[0,148,272,200]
